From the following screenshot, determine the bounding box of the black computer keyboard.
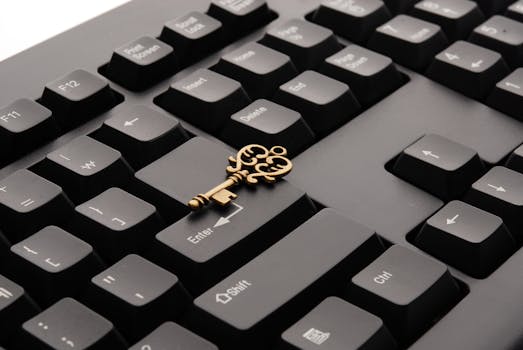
[0,0,522,349]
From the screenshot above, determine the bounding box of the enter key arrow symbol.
[214,203,244,228]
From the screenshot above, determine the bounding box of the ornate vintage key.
[188,144,293,210]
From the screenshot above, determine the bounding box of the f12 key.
[40,70,120,130]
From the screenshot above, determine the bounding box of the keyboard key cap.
[393,134,485,200]
[506,0,523,22]
[320,45,403,106]
[0,99,57,164]
[487,68,523,120]
[469,16,523,68]
[416,200,516,278]
[465,166,523,241]
[150,172,316,294]
[259,19,341,70]
[220,99,315,157]
[368,15,449,71]
[207,0,272,35]
[0,274,39,344]
[129,322,218,350]
[274,70,361,135]
[311,0,392,43]
[475,0,514,16]
[72,188,163,263]
[86,255,190,342]
[506,144,523,173]
[411,0,485,41]
[0,233,9,262]
[160,12,225,64]
[7,226,104,306]
[0,169,73,242]
[92,105,189,169]
[40,69,118,129]
[106,36,176,91]
[156,68,250,133]
[281,297,397,350]
[427,41,510,99]
[32,136,134,203]
[15,298,126,350]
[347,245,461,343]
[383,0,417,13]
[212,42,298,99]
[191,209,385,348]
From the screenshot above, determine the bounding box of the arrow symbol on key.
[422,150,440,159]
[446,214,459,225]
[471,60,484,69]
[124,117,140,127]
[214,203,244,228]
[487,184,506,192]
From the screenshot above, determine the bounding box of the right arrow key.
[465,166,523,243]
[415,200,516,278]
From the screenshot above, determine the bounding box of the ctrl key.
[281,297,396,350]
[347,245,461,344]
[14,298,126,350]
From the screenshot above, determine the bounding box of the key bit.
[188,144,293,210]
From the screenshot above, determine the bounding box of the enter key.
[146,183,316,295]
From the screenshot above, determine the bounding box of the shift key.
[192,209,385,349]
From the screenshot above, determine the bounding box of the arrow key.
[393,134,485,200]
[93,105,188,169]
[465,166,523,242]
[487,68,523,121]
[416,200,516,278]
[427,41,510,100]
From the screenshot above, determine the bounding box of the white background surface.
[0,0,130,61]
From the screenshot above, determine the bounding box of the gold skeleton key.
[188,144,293,211]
